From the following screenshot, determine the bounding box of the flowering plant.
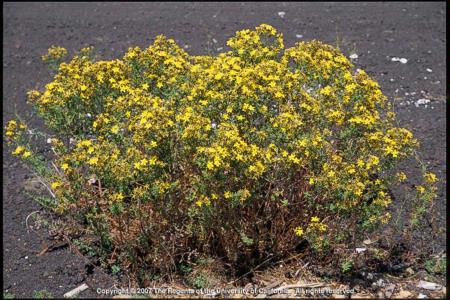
[5,24,437,279]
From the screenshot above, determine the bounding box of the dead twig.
[37,241,69,256]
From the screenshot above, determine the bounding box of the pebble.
[417,280,442,291]
[426,68,432,72]
[417,293,427,299]
[391,57,408,64]
[349,53,358,60]
[414,98,430,107]
[278,11,286,18]
[295,34,303,39]
[385,284,396,298]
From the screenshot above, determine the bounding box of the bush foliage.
[5,24,437,280]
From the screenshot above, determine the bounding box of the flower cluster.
[5,24,437,276]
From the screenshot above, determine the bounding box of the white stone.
[414,98,430,107]
[278,11,286,18]
[418,293,427,298]
[349,53,358,59]
[417,280,442,291]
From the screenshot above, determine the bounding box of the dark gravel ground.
[3,2,446,298]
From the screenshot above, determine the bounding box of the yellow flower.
[224,191,232,199]
[396,172,407,182]
[311,216,320,223]
[12,146,25,156]
[318,223,328,232]
[88,157,99,165]
[294,226,304,237]
[111,125,120,134]
[22,151,32,158]
[424,172,437,184]
[61,163,69,170]
[416,185,426,194]
[51,181,62,190]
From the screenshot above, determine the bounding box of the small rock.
[417,293,427,299]
[385,284,396,298]
[212,38,217,44]
[414,98,430,107]
[349,53,358,60]
[426,68,432,73]
[295,34,303,39]
[375,278,385,288]
[405,267,414,275]
[391,57,407,64]
[278,11,286,18]
[417,280,442,291]
[356,247,367,254]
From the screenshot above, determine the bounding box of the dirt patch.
[3,2,446,298]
